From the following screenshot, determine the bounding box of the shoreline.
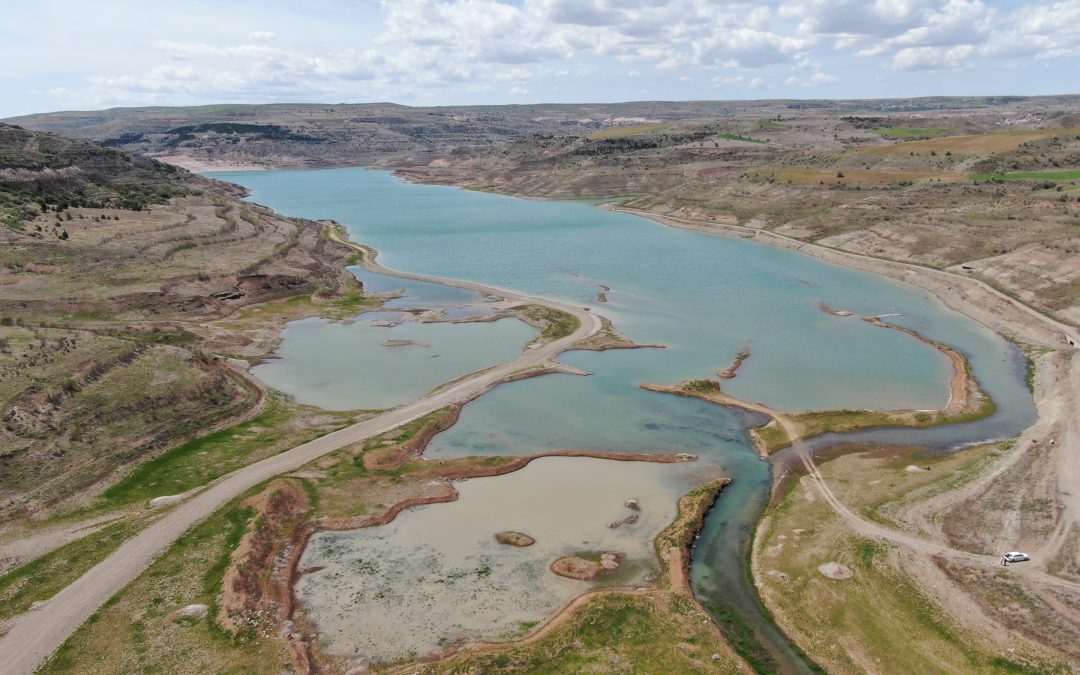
[259,173,1076,671]
[606,205,1079,570]
[611,206,1078,350]
[15,167,1071,673]
[639,311,993,457]
[315,176,1078,671]
[0,232,605,673]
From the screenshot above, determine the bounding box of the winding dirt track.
[0,245,601,675]
[710,380,1080,596]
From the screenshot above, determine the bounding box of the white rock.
[817,562,854,580]
[176,603,209,619]
[150,494,185,507]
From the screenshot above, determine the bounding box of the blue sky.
[2,0,1078,118]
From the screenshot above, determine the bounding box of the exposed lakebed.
[215,168,1036,672]
[298,456,713,662]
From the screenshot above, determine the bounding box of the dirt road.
[713,393,1080,595]
[0,244,601,675]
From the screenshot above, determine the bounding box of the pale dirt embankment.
[155,156,267,173]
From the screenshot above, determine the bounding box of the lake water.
[251,315,535,410]
[213,167,1036,673]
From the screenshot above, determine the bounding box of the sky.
[2,0,1079,118]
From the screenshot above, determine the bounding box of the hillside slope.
[0,124,356,517]
[9,95,1080,170]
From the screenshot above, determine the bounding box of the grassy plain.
[971,170,1080,182]
[95,395,361,511]
[754,443,1060,673]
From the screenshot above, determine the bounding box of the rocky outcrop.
[495,531,536,547]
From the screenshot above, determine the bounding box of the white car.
[1003,552,1030,563]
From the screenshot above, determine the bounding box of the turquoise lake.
[212,167,1036,673]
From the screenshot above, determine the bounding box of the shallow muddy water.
[216,168,1036,672]
[297,456,712,663]
[250,313,534,411]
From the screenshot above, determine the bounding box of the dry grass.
[0,325,258,517]
[756,167,963,185]
[862,128,1080,155]
[588,123,669,139]
[38,486,291,675]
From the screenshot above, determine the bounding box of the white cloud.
[891,43,975,70]
[783,0,938,41]
[714,75,767,89]
[785,71,838,85]
[693,29,808,68]
[983,0,1080,58]
[4,0,1076,115]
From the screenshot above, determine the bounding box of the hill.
[8,95,1080,170]
[0,123,189,228]
[0,124,356,519]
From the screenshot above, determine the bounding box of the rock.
[174,603,209,619]
[623,514,639,525]
[551,556,601,581]
[149,494,185,507]
[624,498,640,511]
[599,553,621,570]
[817,562,854,580]
[551,552,624,580]
[495,531,536,547]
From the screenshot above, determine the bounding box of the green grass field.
[875,127,952,138]
[93,396,356,512]
[0,519,144,624]
[971,170,1080,182]
[717,133,767,144]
